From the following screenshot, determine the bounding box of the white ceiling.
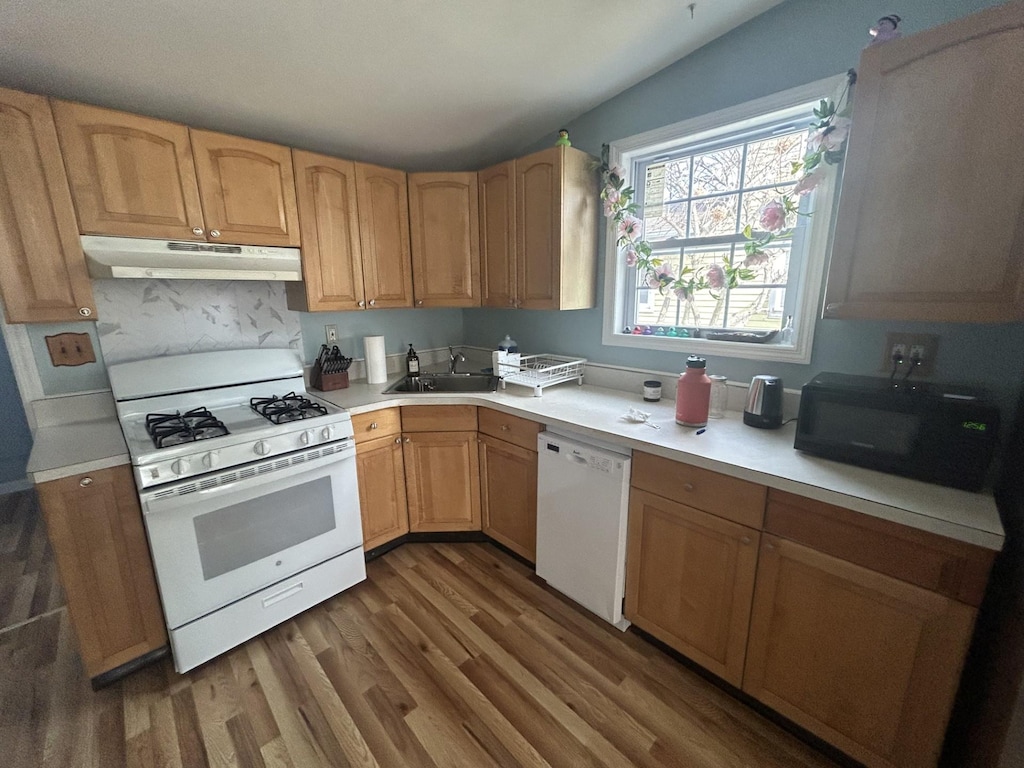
[0,0,784,171]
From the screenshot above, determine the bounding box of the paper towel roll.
[364,335,387,384]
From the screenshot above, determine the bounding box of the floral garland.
[601,71,855,306]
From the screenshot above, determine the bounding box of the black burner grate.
[145,407,230,449]
[250,392,328,424]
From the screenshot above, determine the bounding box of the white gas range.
[108,348,366,673]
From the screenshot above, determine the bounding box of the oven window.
[194,477,336,580]
[813,403,919,454]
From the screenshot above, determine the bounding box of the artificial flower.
[742,249,769,268]
[759,200,788,232]
[624,246,638,266]
[793,165,826,196]
[707,263,726,290]
[809,116,852,153]
[618,215,642,238]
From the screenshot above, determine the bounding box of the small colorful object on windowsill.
[555,129,571,147]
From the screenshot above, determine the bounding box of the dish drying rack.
[496,353,586,396]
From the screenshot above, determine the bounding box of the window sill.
[602,330,812,364]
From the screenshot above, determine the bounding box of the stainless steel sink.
[383,372,499,394]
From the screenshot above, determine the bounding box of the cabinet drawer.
[401,405,477,432]
[631,451,765,529]
[351,408,402,444]
[478,408,542,451]
[765,489,994,606]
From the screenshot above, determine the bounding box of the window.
[602,76,846,363]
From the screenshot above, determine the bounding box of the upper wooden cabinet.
[514,146,598,310]
[51,100,206,241]
[0,88,95,323]
[287,150,364,311]
[355,162,415,309]
[409,172,480,307]
[36,465,167,679]
[825,2,1024,323]
[479,160,517,308]
[189,128,300,247]
[53,103,300,247]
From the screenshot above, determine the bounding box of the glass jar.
[709,375,728,418]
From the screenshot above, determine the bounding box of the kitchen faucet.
[448,346,465,374]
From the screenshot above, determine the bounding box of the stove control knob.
[171,459,190,476]
[202,452,219,469]
[254,440,271,456]
[300,429,314,446]
[321,425,334,441]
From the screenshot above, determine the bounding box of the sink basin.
[384,372,499,394]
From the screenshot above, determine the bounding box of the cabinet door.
[479,160,517,308]
[515,146,597,310]
[355,162,414,308]
[288,149,364,311]
[404,431,481,532]
[36,466,167,679]
[624,488,759,686]
[825,3,1024,323]
[409,172,480,307]
[0,88,96,324]
[190,129,300,246]
[743,535,977,768]
[356,434,409,550]
[479,434,537,562]
[51,100,205,241]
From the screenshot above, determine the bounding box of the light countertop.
[26,377,1005,550]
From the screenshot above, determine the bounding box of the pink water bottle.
[675,355,712,427]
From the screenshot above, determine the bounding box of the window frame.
[601,75,847,364]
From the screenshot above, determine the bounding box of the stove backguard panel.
[93,279,302,365]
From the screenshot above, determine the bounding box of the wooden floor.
[0,491,840,768]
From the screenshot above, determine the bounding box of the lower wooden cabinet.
[479,434,537,562]
[624,488,759,686]
[404,431,482,531]
[36,466,166,679]
[743,535,977,768]
[355,434,409,550]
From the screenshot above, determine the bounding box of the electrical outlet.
[325,325,338,344]
[881,332,939,377]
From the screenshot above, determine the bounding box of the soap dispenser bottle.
[406,344,420,377]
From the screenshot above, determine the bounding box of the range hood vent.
[81,235,303,282]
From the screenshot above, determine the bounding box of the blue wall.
[0,330,32,485]
[298,308,464,363]
[465,0,1024,419]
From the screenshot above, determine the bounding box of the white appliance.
[109,348,365,672]
[535,430,632,630]
[81,234,302,281]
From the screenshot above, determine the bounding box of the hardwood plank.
[0,539,846,768]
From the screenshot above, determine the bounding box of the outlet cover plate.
[881,332,939,377]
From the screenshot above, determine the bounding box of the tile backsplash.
[93,279,303,365]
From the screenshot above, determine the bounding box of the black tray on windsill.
[703,329,779,343]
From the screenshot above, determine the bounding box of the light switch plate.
[45,333,96,367]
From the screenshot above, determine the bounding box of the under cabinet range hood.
[81,235,303,281]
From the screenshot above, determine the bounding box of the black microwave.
[794,372,999,491]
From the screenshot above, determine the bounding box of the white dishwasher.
[535,431,632,630]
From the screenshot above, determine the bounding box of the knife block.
[311,364,349,392]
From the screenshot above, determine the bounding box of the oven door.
[139,442,362,630]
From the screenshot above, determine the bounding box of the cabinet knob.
[369,299,376,307]
[416,300,423,307]
[509,299,515,306]
[683,482,695,492]
[766,541,775,551]
[191,226,204,236]
[79,477,93,487]
[500,424,510,431]
[78,307,93,317]
[741,536,752,545]
[824,302,842,316]
[369,422,378,430]
[210,229,221,238]
[394,437,402,444]
[404,437,411,443]
[358,300,365,308]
